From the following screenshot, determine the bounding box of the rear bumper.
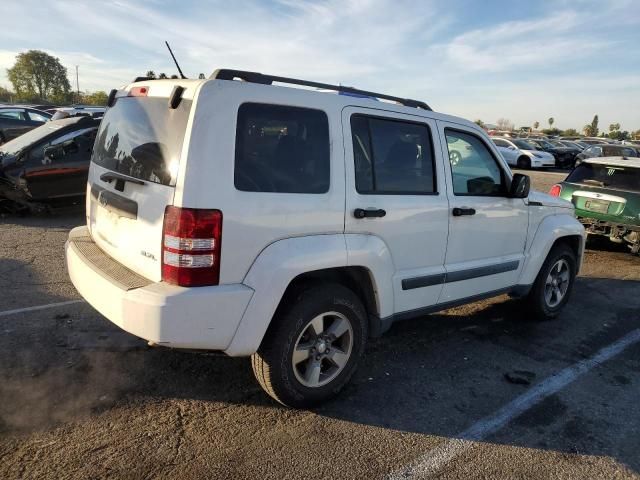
[65,226,254,350]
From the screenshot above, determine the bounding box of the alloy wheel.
[292,311,354,388]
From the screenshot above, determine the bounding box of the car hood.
[527,149,554,158]
[528,190,573,209]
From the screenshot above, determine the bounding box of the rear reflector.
[162,206,222,287]
[549,184,562,197]
[129,86,149,97]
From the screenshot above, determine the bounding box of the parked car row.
[492,134,640,169]
[0,104,105,146]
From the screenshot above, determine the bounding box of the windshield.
[92,96,192,187]
[513,139,535,150]
[566,163,640,192]
[0,121,66,156]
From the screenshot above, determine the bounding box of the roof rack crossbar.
[210,69,432,111]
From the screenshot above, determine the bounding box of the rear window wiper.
[100,171,146,191]
[582,179,605,187]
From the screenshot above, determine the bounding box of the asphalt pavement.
[0,169,639,479]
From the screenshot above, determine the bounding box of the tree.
[158,72,168,79]
[474,119,485,128]
[0,86,14,102]
[146,70,157,79]
[562,128,579,137]
[81,91,109,106]
[583,115,599,137]
[542,128,561,136]
[496,118,514,131]
[548,117,554,128]
[609,123,621,134]
[533,121,540,131]
[7,50,71,102]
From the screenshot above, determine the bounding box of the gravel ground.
[0,170,639,479]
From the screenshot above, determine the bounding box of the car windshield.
[0,120,68,156]
[549,140,566,148]
[566,163,640,192]
[513,139,535,150]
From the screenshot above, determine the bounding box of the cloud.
[0,0,638,129]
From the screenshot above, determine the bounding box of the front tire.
[524,244,577,320]
[251,283,368,408]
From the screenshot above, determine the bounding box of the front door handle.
[354,208,386,219]
[452,207,476,217]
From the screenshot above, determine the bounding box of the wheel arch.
[518,213,585,286]
[224,234,393,356]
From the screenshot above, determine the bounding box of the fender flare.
[224,233,395,356]
[518,213,586,286]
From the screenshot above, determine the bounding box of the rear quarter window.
[234,103,330,194]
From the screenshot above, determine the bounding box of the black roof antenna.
[165,41,187,79]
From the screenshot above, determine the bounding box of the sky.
[1,0,639,131]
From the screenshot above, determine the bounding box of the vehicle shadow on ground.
[1,275,639,473]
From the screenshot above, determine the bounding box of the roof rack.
[210,69,432,111]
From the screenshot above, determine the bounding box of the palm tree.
[548,117,554,129]
[533,121,540,131]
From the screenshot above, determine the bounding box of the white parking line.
[387,328,640,479]
[0,300,85,318]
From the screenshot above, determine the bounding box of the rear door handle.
[452,207,476,217]
[354,208,386,219]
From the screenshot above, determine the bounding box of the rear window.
[234,103,330,193]
[92,97,192,186]
[566,163,640,192]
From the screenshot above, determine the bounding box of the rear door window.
[350,115,436,194]
[234,103,330,193]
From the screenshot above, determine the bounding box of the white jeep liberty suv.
[66,70,585,407]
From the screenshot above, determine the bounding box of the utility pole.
[75,65,80,105]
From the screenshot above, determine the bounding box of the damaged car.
[550,157,640,254]
[0,115,99,212]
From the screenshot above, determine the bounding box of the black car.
[527,138,578,168]
[0,116,99,211]
[0,106,52,144]
[575,144,640,165]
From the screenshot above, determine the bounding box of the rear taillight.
[549,184,562,197]
[162,206,222,287]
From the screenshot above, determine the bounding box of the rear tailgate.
[87,81,197,281]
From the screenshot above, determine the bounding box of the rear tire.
[251,283,368,408]
[524,244,577,320]
[517,156,531,169]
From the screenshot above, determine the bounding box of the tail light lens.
[549,184,562,197]
[162,206,222,287]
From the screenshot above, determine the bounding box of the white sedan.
[491,137,556,169]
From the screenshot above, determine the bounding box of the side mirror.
[509,173,530,198]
